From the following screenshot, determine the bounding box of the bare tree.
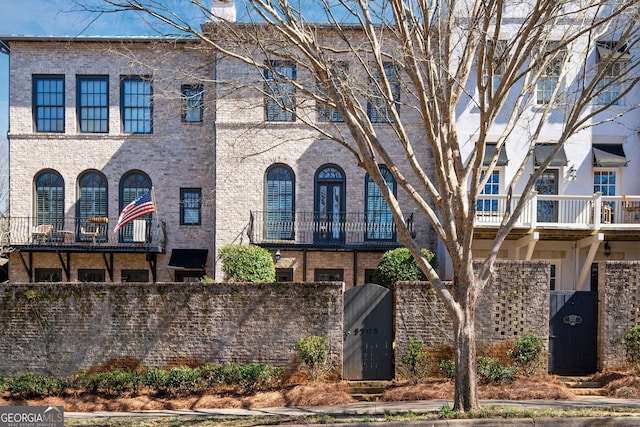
[77,0,640,411]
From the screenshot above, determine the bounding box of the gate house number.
[563,314,583,326]
[344,327,379,340]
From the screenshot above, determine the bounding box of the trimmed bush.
[623,325,640,372]
[218,244,276,282]
[508,334,545,377]
[7,373,65,398]
[81,370,142,396]
[477,356,517,384]
[295,335,330,382]
[439,359,456,380]
[371,247,437,289]
[400,337,429,381]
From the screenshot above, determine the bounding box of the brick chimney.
[211,0,236,22]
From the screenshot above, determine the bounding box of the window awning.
[593,144,628,167]
[534,144,568,167]
[167,249,208,270]
[597,45,632,62]
[483,143,509,167]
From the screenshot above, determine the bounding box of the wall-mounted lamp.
[604,241,611,257]
[275,249,281,263]
[568,165,577,181]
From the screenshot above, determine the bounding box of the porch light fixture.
[568,165,577,181]
[604,241,611,257]
[275,249,281,263]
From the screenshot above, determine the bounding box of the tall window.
[264,61,296,122]
[537,45,564,105]
[265,165,294,239]
[119,171,152,241]
[483,40,506,101]
[181,84,204,123]
[594,169,616,218]
[367,62,400,123]
[180,188,202,226]
[317,61,347,123]
[477,170,500,214]
[77,170,108,224]
[315,165,345,243]
[121,76,152,133]
[595,42,630,106]
[77,75,108,133]
[365,166,396,240]
[33,75,65,132]
[34,170,64,228]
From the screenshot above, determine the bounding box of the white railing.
[474,193,640,230]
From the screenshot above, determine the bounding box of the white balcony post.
[594,192,602,230]
[530,191,538,229]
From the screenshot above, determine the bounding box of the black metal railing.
[249,211,412,248]
[5,216,165,251]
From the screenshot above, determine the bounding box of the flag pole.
[151,186,159,225]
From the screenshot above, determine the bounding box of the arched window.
[265,164,295,240]
[365,166,396,240]
[77,170,108,220]
[314,164,345,243]
[118,171,152,242]
[34,170,64,230]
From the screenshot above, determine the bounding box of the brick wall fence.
[1,260,638,379]
[395,261,551,368]
[0,282,344,378]
[599,261,640,369]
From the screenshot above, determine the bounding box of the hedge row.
[0,363,283,398]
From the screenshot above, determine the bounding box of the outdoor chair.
[31,224,53,243]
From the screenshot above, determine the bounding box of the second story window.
[595,42,630,106]
[180,188,202,226]
[181,84,204,123]
[78,75,109,133]
[33,75,65,132]
[317,61,347,123]
[536,45,565,105]
[365,166,396,241]
[121,76,152,134]
[368,62,400,123]
[477,170,500,215]
[264,61,296,122]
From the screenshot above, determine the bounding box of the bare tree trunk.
[453,298,480,412]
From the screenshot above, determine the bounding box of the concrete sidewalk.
[65,396,640,420]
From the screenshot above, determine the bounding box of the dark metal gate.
[549,291,597,374]
[343,283,394,380]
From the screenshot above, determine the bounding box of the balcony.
[474,193,640,235]
[5,216,165,253]
[249,211,413,250]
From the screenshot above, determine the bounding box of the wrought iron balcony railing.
[4,216,165,252]
[249,211,414,249]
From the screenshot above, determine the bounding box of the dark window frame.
[77,75,109,133]
[265,164,295,240]
[367,62,400,123]
[33,75,65,133]
[121,269,150,282]
[35,268,62,282]
[364,166,397,241]
[78,269,105,282]
[181,84,204,123]
[264,61,296,122]
[180,187,202,226]
[120,75,153,134]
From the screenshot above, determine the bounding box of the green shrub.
[508,334,545,377]
[476,356,517,384]
[400,337,429,380]
[295,335,330,382]
[142,368,170,395]
[623,325,640,372]
[7,373,65,398]
[371,247,437,289]
[218,244,276,282]
[81,370,142,396]
[165,366,202,396]
[439,359,456,380]
[238,363,283,392]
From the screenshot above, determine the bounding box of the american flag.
[114,190,155,232]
